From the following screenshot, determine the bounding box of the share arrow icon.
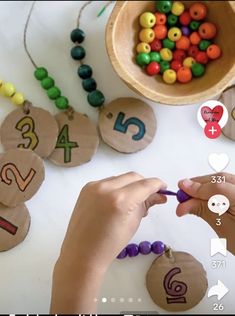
[208,280,229,301]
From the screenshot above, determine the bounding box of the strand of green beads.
[70,28,105,108]
[34,67,69,110]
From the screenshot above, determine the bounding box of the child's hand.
[176,173,235,255]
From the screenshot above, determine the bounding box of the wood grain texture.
[221,85,235,141]
[106,1,235,105]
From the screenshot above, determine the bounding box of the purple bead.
[117,247,127,259]
[181,26,191,36]
[126,243,139,257]
[176,189,191,203]
[139,241,152,255]
[152,241,165,254]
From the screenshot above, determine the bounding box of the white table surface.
[0,1,234,314]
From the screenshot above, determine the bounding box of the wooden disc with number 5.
[48,111,99,167]
[98,98,157,153]
[0,105,58,158]
[0,149,45,207]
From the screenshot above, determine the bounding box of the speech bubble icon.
[208,195,230,216]
[211,238,227,257]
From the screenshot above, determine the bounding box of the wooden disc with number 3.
[0,148,45,207]
[98,98,157,153]
[0,105,58,158]
[48,110,99,167]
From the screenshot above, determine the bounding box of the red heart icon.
[201,106,223,124]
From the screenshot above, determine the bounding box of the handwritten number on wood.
[56,124,79,163]
[163,267,187,304]
[15,116,39,150]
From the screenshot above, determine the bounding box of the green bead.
[190,21,201,31]
[167,14,178,26]
[156,0,172,13]
[160,60,170,74]
[55,96,69,110]
[87,90,105,107]
[47,86,61,100]
[192,63,205,77]
[82,78,97,92]
[78,64,93,79]
[199,40,211,51]
[150,52,161,63]
[41,77,55,90]
[70,28,85,43]
[136,53,150,66]
[34,67,48,80]
[71,46,86,60]
[162,38,175,50]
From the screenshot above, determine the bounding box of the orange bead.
[207,44,222,59]
[155,12,167,25]
[177,67,192,83]
[153,24,168,40]
[189,32,201,45]
[189,3,207,21]
[176,36,190,50]
[199,22,217,40]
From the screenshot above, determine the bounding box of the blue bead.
[139,241,152,255]
[152,241,165,254]
[117,248,127,259]
[126,243,139,257]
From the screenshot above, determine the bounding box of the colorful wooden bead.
[207,44,221,59]
[87,90,105,107]
[176,36,190,50]
[181,26,191,36]
[160,48,173,61]
[191,62,205,77]
[183,57,196,68]
[126,243,139,257]
[167,14,178,26]
[171,1,185,16]
[163,38,175,50]
[41,77,55,90]
[156,1,173,14]
[195,51,209,64]
[155,12,167,25]
[171,59,182,71]
[199,22,217,40]
[153,24,167,40]
[70,28,85,43]
[163,69,177,84]
[136,42,151,53]
[0,83,15,97]
[179,11,192,26]
[78,64,93,79]
[168,27,182,41]
[82,78,97,92]
[71,46,86,60]
[177,66,192,83]
[34,67,48,80]
[189,3,207,21]
[189,20,200,31]
[150,39,162,52]
[47,86,61,100]
[139,241,152,255]
[139,12,156,28]
[160,60,170,73]
[136,52,151,66]
[173,49,186,62]
[139,28,155,43]
[149,51,161,62]
[55,96,69,110]
[11,92,25,106]
[151,241,165,254]
[146,61,161,75]
[199,40,211,51]
[189,31,201,45]
[188,45,199,58]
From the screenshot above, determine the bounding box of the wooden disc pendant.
[0,149,45,207]
[0,203,30,252]
[48,109,99,167]
[220,85,235,141]
[146,251,208,312]
[98,98,157,153]
[0,103,59,158]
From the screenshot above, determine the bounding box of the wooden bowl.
[106,1,235,105]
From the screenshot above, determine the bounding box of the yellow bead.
[139,12,156,28]
[160,48,173,61]
[171,1,185,16]
[139,28,155,43]
[163,69,177,84]
[136,42,151,53]
[0,82,16,97]
[168,27,182,42]
[183,57,196,68]
[11,92,25,105]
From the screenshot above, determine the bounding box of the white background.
[0,1,234,314]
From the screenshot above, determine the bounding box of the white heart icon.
[208,153,230,172]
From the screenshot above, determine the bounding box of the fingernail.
[182,179,193,188]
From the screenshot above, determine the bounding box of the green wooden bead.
[71,46,86,60]
[150,52,161,63]
[47,86,61,100]
[156,1,172,13]
[199,40,211,51]
[190,21,200,31]
[41,77,55,90]
[136,53,150,66]
[160,60,170,74]
[78,64,93,79]
[167,14,178,26]
[70,28,85,43]
[82,78,97,92]
[34,67,48,80]
[192,63,205,77]
[163,38,175,50]
[55,96,69,110]
[87,90,105,107]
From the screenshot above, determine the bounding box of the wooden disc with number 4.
[98,98,157,153]
[0,148,45,207]
[0,105,59,158]
[48,111,99,167]
[0,203,30,252]
[146,251,208,312]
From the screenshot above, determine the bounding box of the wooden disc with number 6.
[48,111,99,167]
[0,148,45,207]
[0,105,58,158]
[98,98,157,153]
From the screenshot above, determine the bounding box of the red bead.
[195,51,209,64]
[146,61,161,75]
[171,60,182,72]
[199,22,217,40]
[179,11,192,26]
[207,44,222,59]
[173,49,187,62]
[155,12,167,25]
[150,39,162,52]
[189,3,207,21]
[153,24,168,40]
[177,67,192,83]
[188,45,199,58]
